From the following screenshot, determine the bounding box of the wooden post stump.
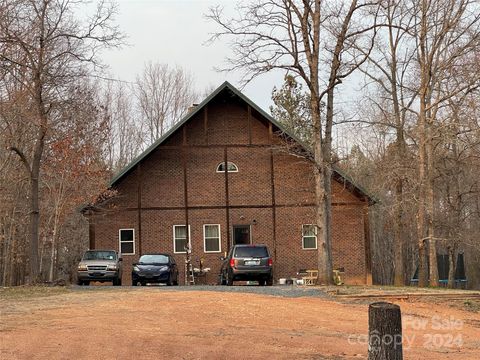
[368,302,403,360]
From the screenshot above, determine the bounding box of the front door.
[233,225,251,245]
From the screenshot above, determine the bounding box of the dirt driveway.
[1,286,479,360]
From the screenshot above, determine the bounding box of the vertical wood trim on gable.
[224,147,231,250]
[248,105,252,145]
[363,204,372,285]
[182,120,190,256]
[270,149,277,260]
[88,217,95,250]
[137,164,142,255]
[204,105,208,145]
[182,147,190,251]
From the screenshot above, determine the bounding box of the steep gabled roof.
[110,81,375,203]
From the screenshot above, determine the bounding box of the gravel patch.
[71,284,331,298]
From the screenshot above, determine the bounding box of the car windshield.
[138,254,169,264]
[83,251,116,261]
[234,246,268,258]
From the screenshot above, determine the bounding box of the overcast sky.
[100,0,286,111]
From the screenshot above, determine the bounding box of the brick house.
[84,82,373,285]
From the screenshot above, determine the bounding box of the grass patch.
[323,284,475,296]
[461,299,480,313]
[0,285,70,301]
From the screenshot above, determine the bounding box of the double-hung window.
[173,225,191,253]
[119,229,135,255]
[203,224,221,253]
[302,225,317,250]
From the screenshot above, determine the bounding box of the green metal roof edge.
[108,81,376,203]
[332,165,378,204]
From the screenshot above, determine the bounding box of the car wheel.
[83,280,90,286]
[167,274,173,286]
[77,279,83,286]
[266,277,274,286]
[132,280,137,286]
[113,278,121,286]
[226,271,234,286]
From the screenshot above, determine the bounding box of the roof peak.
[109,80,278,186]
[107,81,374,203]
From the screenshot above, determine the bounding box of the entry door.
[233,225,251,245]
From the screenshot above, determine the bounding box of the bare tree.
[102,82,143,172]
[350,0,480,287]
[207,0,378,283]
[409,0,480,287]
[0,0,123,282]
[40,80,110,282]
[0,91,31,285]
[434,81,480,288]
[136,62,197,145]
[352,0,418,285]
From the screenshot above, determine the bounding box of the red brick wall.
[140,148,184,208]
[228,147,272,206]
[90,91,370,285]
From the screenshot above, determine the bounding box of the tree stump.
[368,302,403,360]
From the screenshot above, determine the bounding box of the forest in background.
[1,0,479,288]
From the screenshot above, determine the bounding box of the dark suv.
[219,244,273,286]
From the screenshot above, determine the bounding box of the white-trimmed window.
[203,224,221,253]
[216,161,238,173]
[302,225,317,250]
[173,225,191,253]
[119,229,135,255]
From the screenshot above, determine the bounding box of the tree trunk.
[49,229,57,282]
[29,173,40,283]
[392,89,406,287]
[2,208,17,286]
[49,199,61,282]
[313,98,330,284]
[417,3,429,287]
[318,0,359,285]
[321,85,335,285]
[393,177,404,286]
[323,163,333,282]
[303,0,331,286]
[386,6,406,287]
[447,245,456,289]
[426,105,438,287]
[417,241,428,286]
[416,103,428,287]
[39,237,45,280]
[368,302,403,360]
[428,238,439,287]
[448,118,460,290]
